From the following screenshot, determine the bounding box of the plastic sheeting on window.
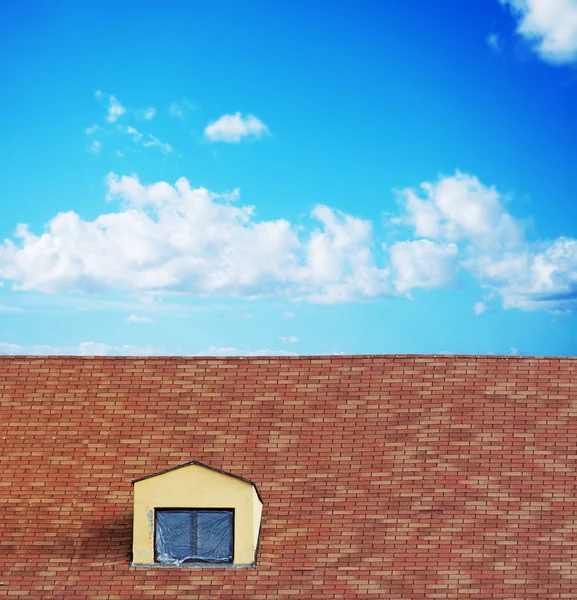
[155,509,233,565]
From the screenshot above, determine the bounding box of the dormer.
[132,462,263,567]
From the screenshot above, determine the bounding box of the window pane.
[196,511,233,562]
[155,511,192,563]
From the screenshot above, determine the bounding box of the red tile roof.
[1,355,576,598]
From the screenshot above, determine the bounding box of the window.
[155,509,234,564]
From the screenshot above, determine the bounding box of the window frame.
[153,507,235,565]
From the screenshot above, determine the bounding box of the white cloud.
[87,140,101,154]
[0,340,163,356]
[77,341,115,355]
[487,33,502,52]
[125,314,153,323]
[500,0,577,64]
[390,239,458,293]
[473,301,488,316]
[1,170,576,313]
[401,172,522,250]
[283,311,295,318]
[169,103,184,119]
[0,342,24,354]
[279,336,299,343]
[0,173,390,303]
[117,125,172,154]
[484,238,577,311]
[398,172,577,311]
[86,98,169,155]
[204,113,269,143]
[300,205,390,303]
[94,90,157,124]
[95,91,127,123]
[0,340,299,357]
[107,97,126,122]
[196,346,297,356]
[169,98,194,118]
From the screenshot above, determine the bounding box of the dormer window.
[132,462,262,567]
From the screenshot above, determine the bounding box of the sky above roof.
[0,0,576,357]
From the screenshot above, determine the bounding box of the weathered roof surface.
[1,354,576,599]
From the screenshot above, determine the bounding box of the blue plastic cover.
[155,509,233,564]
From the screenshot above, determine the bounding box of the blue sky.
[1,0,576,356]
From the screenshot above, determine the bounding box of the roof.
[1,354,577,598]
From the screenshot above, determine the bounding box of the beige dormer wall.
[132,463,262,566]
